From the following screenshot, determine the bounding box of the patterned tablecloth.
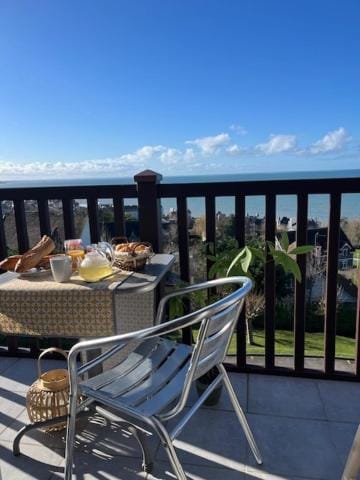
[0,254,174,338]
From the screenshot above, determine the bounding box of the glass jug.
[79,242,115,282]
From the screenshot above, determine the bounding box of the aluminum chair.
[64,276,262,479]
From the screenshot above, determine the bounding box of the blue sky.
[0,0,359,179]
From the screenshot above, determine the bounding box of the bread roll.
[15,236,56,273]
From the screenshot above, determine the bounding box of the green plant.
[209,232,313,284]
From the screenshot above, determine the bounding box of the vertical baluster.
[14,199,29,253]
[62,198,76,239]
[87,197,100,243]
[37,199,51,236]
[177,197,190,283]
[264,194,276,370]
[7,336,19,355]
[235,194,247,369]
[0,202,7,261]
[294,193,308,372]
[113,197,125,237]
[205,196,216,280]
[177,196,192,345]
[324,193,341,374]
[355,269,360,377]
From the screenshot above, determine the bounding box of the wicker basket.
[112,238,153,272]
[26,347,69,432]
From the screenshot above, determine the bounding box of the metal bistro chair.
[64,277,262,479]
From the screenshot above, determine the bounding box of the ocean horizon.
[1,169,359,221]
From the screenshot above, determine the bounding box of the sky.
[0,0,360,180]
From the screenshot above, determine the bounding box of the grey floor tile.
[0,357,19,374]
[157,408,247,470]
[187,372,248,411]
[0,358,66,392]
[317,380,360,422]
[248,375,326,420]
[149,459,246,479]
[0,388,26,435]
[73,412,160,459]
[245,414,343,480]
[0,440,63,480]
[328,421,358,475]
[53,451,147,479]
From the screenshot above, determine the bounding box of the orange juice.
[67,249,85,271]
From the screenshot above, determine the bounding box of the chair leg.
[151,417,187,480]
[342,425,360,480]
[64,392,78,480]
[218,364,263,465]
[128,425,154,473]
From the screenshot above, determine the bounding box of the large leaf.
[273,250,302,282]
[240,246,252,273]
[280,231,289,251]
[249,246,266,262]
[226,247,247,277]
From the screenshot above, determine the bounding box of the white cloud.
[229,124,247,136]
[256,134,297,155]
[186,133,230,154]
[159,148,182,165]
[310,127,349,154]
[226,144,242,155]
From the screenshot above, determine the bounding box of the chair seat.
[80,338,192,417]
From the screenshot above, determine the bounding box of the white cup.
[50,255,72,283]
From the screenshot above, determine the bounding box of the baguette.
[15,236,56,273]
[0,255,22,271]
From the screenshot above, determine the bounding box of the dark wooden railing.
[1,170,360,381]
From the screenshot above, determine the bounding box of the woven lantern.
[26,347,69,432]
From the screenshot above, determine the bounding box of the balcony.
[0,356,358,479]
[1,171,360,380]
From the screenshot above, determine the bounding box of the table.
[0,254,174,339]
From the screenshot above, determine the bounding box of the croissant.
[15,236,56,273]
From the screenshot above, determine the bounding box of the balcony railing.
[1,170,359,381]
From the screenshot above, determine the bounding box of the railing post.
[134,170,163,252]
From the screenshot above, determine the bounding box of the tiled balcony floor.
[0,356,359,479]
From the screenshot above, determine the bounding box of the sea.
[1,169,360,223]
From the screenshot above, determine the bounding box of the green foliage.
[209,232,313,285]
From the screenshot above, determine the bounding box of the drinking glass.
[64,239,85,271]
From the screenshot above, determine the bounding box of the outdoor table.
[0,254,175,458]
[0,253,174,340]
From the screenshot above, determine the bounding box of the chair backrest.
[171,277,251,416]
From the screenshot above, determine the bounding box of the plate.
[19,268,51,278]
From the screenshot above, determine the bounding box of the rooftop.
[0,357,358,480]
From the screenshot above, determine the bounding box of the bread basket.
[112,238,153,272]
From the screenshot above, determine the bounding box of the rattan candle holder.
[26,347,69,432]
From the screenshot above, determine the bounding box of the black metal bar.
[294,194,308,373]
[356,269,360,377]
[62,198,75,239]
[37,199,51,236]
[264,194,276,369]
[205,196,216,279]
[176,197,190,283]
[113,197,125,237]
[87,197,100,243]
[134,170,163,252]
[0,202,7,260]
[324,193,341,374]
[177,196,192,345]
[235,194,247,369]
[29,338,41,357]
[13,199,29,253]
